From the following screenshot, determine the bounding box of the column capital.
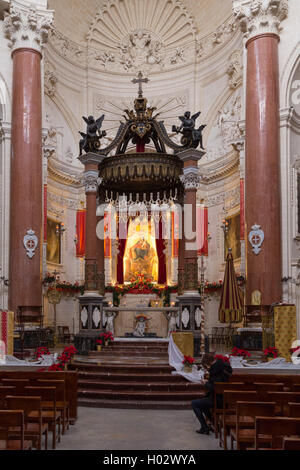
[180,171,202,190]
[82,170,99,194]
[3,0,54,55]
[233,0,288,42]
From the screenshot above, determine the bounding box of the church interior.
[1,0,300,452]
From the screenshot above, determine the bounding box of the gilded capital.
[3,1,54,54]
[233,0,288,40]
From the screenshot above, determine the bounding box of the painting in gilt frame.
[47,218,61,264]
[224,213,241,260]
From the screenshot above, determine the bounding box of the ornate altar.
[76,72,206,351]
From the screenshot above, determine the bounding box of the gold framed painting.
[47,218,61,264]
[224,213,241,261]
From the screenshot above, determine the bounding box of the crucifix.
[132,71,149,98]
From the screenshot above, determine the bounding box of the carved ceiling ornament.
[3,1,54,53]
[233,0,288,40]
[44,63,58,98]
[47,0,239,72]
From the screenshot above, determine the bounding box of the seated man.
[191,356,232,435]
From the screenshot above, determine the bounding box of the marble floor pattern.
[56,407,220,450]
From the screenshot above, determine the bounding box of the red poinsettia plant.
[230,347,251,358]
[48,345,77,371]
[214,354,230,364]
[35,346,51,360]
[97,331,114,346]
[182,355,195,366]
[264,346,278,359]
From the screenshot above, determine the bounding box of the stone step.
[70,362,173,374]
[78,380,204,392]
[78,398,193,410]
[77,371,187,383]
[78,388,203,401]
[89,351,169,357]
[102,345,169,352]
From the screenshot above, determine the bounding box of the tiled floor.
[56,407,220,450]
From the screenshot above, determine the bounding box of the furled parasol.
[218,249,244,323]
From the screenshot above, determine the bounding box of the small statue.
[165,311,180,338]
[79,115,106,155]
[132,315,150,337]
[172,111,206,150]
[102,311,118,336]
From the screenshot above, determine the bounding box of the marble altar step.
[77,398,193,410]
[77,388,203,402]
[89,350,168,357]
[78,379,203,392]
[69,362,173,374]
[77,371,186,383]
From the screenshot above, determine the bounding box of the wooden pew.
[0,371,77,423]
[254,417,300,449]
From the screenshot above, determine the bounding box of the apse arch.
[280,41,300,111]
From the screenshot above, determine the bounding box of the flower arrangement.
[214,354,230,364]
[182,355,195,366]
[48,345,77,371]
[199,275,246,295]
[106,275,177,306]
[43,273,84,295]
[35,346,51,360]
[230,347,251,358]
[263,346,278,359]
[97,331,114,346]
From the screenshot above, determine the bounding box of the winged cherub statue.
[172,111,206,150]
[79,115,107,155]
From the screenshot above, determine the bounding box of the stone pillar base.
[75,295,107,354]
[177,293,202,356]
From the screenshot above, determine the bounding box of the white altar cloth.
[1,354,57,367]
[168,334,204,383]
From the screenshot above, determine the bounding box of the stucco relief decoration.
[0,120,4,143]
[205,93,242,163]
[233,0,288,39]
[196,17,237,60]
[44,63,58,98]
[3,3,53,53]
[180,173,202,190]
[226,51,243,89]
[248,224,265,255]
[86,0,196,72]
[23,230,38,259]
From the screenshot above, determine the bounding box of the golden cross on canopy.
[132,71,149,98]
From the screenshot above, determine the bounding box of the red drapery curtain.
[117,217,127,284]
[155,218,167,285]
[104,212,111,258]
[197,206,208,256]
[76,210,86,257]
[240,179,245,240]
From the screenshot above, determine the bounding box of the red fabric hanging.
[240,179,245,240]
[76,210,86,257]
[117,218,128,284]
[197,206,208,256]
[136,138,145,153]
[155,218,167,285]
[104,212,111,258]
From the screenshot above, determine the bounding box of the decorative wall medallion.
[248,224,264,255]
[23,230,38,259]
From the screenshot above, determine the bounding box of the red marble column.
[184,181,199,293]
[245,33,282,304]
[9,48,43,314]
[97,213,105,296]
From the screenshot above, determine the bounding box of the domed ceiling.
[48,0,233,46]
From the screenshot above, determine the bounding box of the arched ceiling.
[48,0,233,46]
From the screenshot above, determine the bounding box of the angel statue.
[172,111,206,150]
[164,311,180,338]
[79,114,107,155]
[102,310,118,336]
